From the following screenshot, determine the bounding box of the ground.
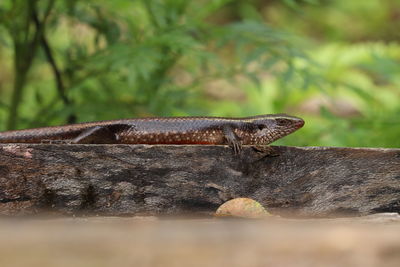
[0,213,399,267]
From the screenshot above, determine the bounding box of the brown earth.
[0,214,399,267]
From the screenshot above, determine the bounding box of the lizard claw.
[228,140,242,155]
[234,142,242,154]
[252,145,279,156]
[222,125,242,155]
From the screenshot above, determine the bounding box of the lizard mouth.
[295,119,305,129]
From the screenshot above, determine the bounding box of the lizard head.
[244,114,304,145]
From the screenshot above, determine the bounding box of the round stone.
[215,198,270,219]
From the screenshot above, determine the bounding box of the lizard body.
[0,114,304,153]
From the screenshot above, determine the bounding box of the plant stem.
[5,0,55,130]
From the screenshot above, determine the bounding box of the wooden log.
[0,144,399,217]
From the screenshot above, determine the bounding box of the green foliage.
[0,0,399,148]
[0,0,309,125]
[242,43,400,148]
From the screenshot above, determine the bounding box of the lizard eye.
[256,124,265,130]
[276,118,291,126]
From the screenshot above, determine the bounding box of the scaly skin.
[0,114,304,152]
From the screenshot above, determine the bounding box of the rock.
[215,198,270,218]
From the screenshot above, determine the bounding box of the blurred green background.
[0,0,399,147]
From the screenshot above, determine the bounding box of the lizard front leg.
[222,125,242,154]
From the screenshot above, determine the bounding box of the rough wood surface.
[0,144,399,217]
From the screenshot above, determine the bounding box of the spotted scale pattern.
[0,114,304,145]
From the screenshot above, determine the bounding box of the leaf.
[192,0,234,20]
[246,72,262,90]
[283,0,298,9]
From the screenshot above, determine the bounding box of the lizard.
[0,114,304,154]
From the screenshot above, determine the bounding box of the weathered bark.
[0,144,399,217]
